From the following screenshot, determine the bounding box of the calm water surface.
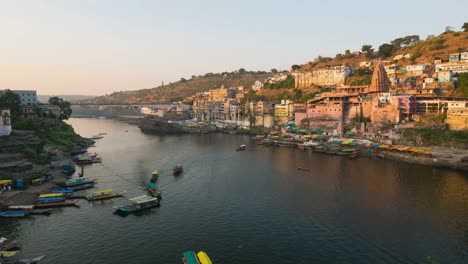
[1,118,467,264]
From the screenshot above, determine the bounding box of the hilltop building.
[292,65,353,88]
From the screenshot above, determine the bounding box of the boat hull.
[86,191,126,201]
[35,200,79,208]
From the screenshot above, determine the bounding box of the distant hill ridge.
[83,72,275,104]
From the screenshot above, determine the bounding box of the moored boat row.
[182,251,212,264]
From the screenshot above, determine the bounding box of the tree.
[0,89,21,122]
[335,53,343,60]
[445,26,454,33]
[463,22,468,32]
[238,68,246,74]
[48,96,72,120]
[271,68,278,73]
[361,45,374,58]
[344,49,352,58]
[291,65,301,70]
[458,73,468,97]
[191,75,196,79]
[378,43,395,57]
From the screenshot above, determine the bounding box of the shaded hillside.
[300,30,468,71]
[84,72,274,104]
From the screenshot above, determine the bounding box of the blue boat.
[52,189,74,194]
[0,210,29,218]
[37,197,64,202]
[182,251,199,264]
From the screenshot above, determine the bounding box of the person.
[1,253,4,259]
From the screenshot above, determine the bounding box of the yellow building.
[274,104,289,117]
[209,85,228,102]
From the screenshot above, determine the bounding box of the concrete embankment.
[377,148,468,171]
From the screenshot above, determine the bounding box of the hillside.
[38,95,95,103]
[84,72,274,104]
[300,31,468,71]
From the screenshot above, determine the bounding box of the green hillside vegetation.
[300,26,468,71]
[86,71,274,104]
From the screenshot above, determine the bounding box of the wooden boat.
[113,195,160,216]
[52,189,74,195]
[75,157,102,165]
[274,140,298,147]
[66,183,95,191]
[37,197,64,203]
[0,255,45,264]
[336,148,358,156]
[8,206,52,216]
[0,211,29,218]
[65,177,96,187]
[0,238,19,251]
[90,135,103,140]
[182,251,199,264]
[173,165,183,175]
[196,251,212,264]
[35,200,79,208]
[86,189,126,201]
[39,193,64,198]
[236,144,246,151]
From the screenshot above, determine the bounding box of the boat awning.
[183,251,199,264]
[152,170,159,175]
[9,205,34,210]
[0,251,17,257]
[0,180,12,185]
[93,189,112,194]
[39,193,64,198]
[129,195,157,204]
[52,189,74,193]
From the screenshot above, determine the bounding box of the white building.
[0,90,37,106]
[435,61,468,74]
[405,64,426,75]
[252,81,263,91]
[141,106,169,117]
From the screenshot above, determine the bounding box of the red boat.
[35,200,79,208]
[173,165,183,175]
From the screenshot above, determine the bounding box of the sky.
[0,0,467,96]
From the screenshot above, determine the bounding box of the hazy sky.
[1,0,467,95]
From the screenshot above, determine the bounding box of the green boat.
[182,251,199,264]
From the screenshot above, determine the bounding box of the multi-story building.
[209,85,228,102]
[293,65,353,88]
[0,90,37,106]
[435,61,468,74]
[449,53,460,62]
[405,64,426,76]
[438,71,452,82]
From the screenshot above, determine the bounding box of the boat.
[38,193,64,198]
[51,189,74,194]
[0,211,29,218]
[66,183,95,191]
[298,140,320,149]
[151,170,159,181]
[173,165,183,175]
[37,197,64,203]
[147,182,162,198]
[196,251,212,264]
[90,135,103,140]
[274,140,298,147]
[86,189,126,201]
[65,177,96,187]
[236,144,246,151]
[75,156,102,165]
[0,251,18,258]
[34,200,79,208]
[7,206,52,216]
[336,148,359,156]
[0,238,19,251]
[113,195,160,216]
[182,251,199,264]
[98,132,107,135]
[0,255,45,264]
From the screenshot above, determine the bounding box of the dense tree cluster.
[0,89,21,122]
[48,96,72,120]
[263,77,295,89]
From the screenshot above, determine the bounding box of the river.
[1,118,467,264]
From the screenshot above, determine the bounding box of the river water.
[1,118,467,264]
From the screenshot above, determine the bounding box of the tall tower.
[369,63,390,92]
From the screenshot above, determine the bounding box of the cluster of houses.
[0,89,62,120]
[142,52,468,132]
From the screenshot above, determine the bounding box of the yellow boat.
[196,251,212,264]
[0,251,18,257]
[39,193,64,198]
